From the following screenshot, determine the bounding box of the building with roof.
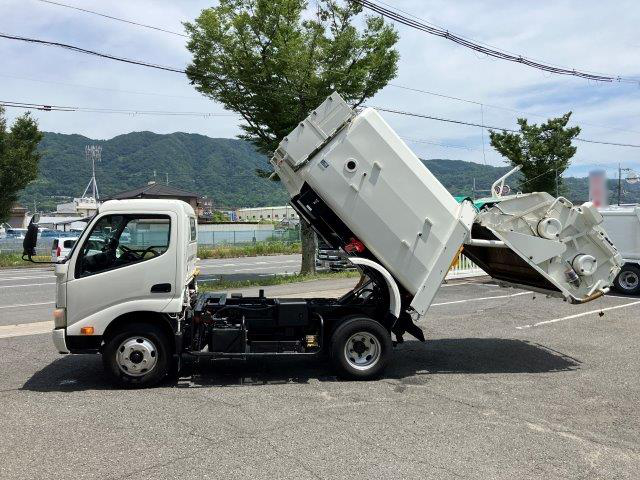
[6,204,28,228]
[236,205,299,223]
[56,197,100,217]
[104,181,212,217]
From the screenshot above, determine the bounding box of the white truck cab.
[52,199,198,362]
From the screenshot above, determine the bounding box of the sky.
[2,0,639,178]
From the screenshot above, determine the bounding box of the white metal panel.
[600,205,640,261]
[274,92,354,169]
[294,107,469,296]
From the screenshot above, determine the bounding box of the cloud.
[1,0,638,175]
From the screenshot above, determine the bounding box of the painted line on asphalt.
[200,260,300,268]
[0,320,53,339]
[516,299,640,329]
[0,274,56,282]
[0,282,56,289]
[203,266,298,273]
[431,291,531,307]
[0,301,54,310]
[0,268,52,274]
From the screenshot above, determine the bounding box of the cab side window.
[77,214,171,277]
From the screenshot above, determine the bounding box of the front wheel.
[102,323,171,388]
[613,265,640,295]
[330,317,392,380]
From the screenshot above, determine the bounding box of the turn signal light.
[80,326,94,335]
[53,308,66,328]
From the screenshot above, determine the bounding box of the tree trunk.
[299,218,316,275]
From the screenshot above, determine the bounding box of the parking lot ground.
[1,277,639,479]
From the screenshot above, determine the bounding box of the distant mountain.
[22,131,639,212]
[24,131,289,211]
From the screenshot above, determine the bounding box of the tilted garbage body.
[271,93,622,317]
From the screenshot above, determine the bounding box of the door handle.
[151,283,172,293]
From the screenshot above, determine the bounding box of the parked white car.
[51,237,79,261]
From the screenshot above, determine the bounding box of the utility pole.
[618,164,633,205]
[555,169,559,197]
[82,145,101,201]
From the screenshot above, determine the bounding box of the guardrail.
[446,253,485,279]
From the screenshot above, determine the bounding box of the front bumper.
[52,328,69,354]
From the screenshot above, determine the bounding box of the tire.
[614,265,640,295]
[102,322,172,388]
[330,317,392,380]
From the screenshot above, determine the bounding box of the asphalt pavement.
[1,260,639,479]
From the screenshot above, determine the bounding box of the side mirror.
[22,215,40,260]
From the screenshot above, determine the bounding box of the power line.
[369,105,640,148]
[35,0,188,37]
[352,0,638,85]
[25,1,640,136]
[2,33,638,148]
[0,33,187,73]
[0,100,237,117]
[401,136,477,150]
[388,83,640,136]
[0,72,201,100]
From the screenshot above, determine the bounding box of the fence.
[197,228,301,247]
[0,238,50,255]
[446,253,485,279]
[0,228,302,253]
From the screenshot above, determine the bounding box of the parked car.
[6,228,27,239]
[51,237,79,261]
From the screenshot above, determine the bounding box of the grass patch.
[0,253,50,268]
[198,270,360,291]
[198,241,301,259]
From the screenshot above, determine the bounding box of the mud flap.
[392,311,425,343]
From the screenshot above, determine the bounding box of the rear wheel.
[102,323,171,388]
[614,265,640,295]
[330,317,392,380]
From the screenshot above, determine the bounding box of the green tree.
[185,0,399,273]
[0,107,43,222]
[489,114,580,195]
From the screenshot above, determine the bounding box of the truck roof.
[99,198,196,216]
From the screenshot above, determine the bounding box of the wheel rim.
[115,336,158,377]
[344,331,381,371]
[619,270,639,291]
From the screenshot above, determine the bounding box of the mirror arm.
[21,253,57,264]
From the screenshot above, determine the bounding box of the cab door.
[65,212,177,333]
